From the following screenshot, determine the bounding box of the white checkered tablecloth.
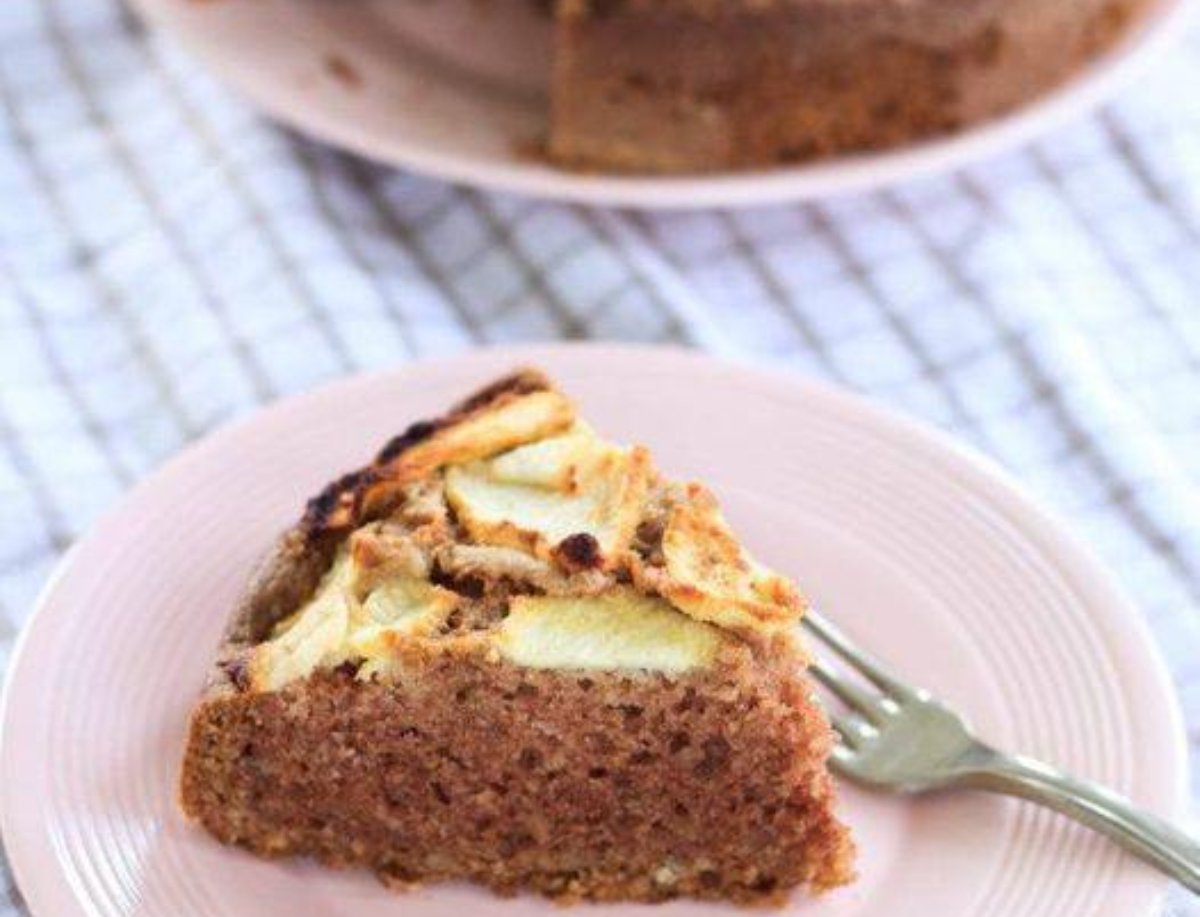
[4,0,1200,913]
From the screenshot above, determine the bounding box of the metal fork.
[802,609,1200,893]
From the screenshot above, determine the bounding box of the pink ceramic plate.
[125,0,1191,208]
[0,345,1187,916]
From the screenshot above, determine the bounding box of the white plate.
[126,0,1191,208]
[0,344,1188,915]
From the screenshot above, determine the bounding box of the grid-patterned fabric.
[3,1,1200,913]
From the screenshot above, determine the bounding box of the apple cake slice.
[179,369,854,905]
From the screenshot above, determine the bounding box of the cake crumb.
[324,54,362,89]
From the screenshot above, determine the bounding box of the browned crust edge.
[302,368,554,538]
[220,369,555,653]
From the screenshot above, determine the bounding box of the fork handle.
[960,748,1200,893]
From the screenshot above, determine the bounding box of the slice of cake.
[179,369,854,904]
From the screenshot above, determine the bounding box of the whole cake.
[179,369,854,904]
[546,0,1147,172]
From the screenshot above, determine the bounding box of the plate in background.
[0,344,1188,915]
[125,0,1190,208]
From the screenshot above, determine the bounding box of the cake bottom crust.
[549,0,1144,173]
[180,653,854,904]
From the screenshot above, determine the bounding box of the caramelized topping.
[249,371,806,691]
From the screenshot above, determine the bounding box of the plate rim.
[126,0,1193,209]
[0,342,1189,915]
